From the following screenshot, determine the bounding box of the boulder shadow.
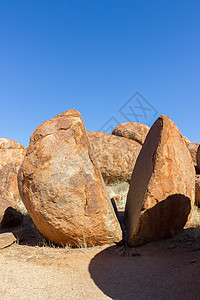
[89,239,200,300]
[129,194,191,246]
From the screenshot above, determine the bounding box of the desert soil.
[0,231,200,300]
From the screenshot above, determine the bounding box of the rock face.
[112,122,150,145]
[197,145,200,171]
[0,139,26,226]
[183,136,191,144]
[88,131,142,184]
[195,175,200,206]
[125,115,195,247]
[18,109,122,246]
[186,143,200,173]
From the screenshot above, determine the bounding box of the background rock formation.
[112,122,150,145]
[0,138,26,227]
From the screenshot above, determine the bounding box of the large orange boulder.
[88,131,142,184]
[112,122,150,145]
[0,139,26,226]
[18,110,122,246]
[125,115,195,247]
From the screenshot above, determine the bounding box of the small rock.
[0,232,16,249]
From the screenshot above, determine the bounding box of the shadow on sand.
[89,237,200,300]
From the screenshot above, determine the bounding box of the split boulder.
[18,109,122,246]
[125,115,195,246]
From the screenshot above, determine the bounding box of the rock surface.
[183,136,191,144]
[112,122,150,145]
[195,175,200,206]
[88,131,142,184]
[125,115,195,247]
[18,109,122,246]
[0,232,16,249]
[186,143,200,173]
[0,139,26,226]
[197,145,200,171]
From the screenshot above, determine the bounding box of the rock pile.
[1,109,197,249]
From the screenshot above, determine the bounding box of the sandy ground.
[0,234,200,300]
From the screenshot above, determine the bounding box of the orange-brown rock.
[195,175,200,206]
[197,145,200,171]
[125,115,195,247]
[0,232,16,249]
[18,109,122,246]
[112,122,150,145]
[0,139,26,226]
[183,136,191,144]
[88,131,142,184]
[186,143,200,173]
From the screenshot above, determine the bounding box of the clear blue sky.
[0,0,199,147]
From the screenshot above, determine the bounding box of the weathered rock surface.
[186,143,200,173]
[0,232,16,249]
[197,145,200,171]
[0,139,26,226]
[183,136,191,144]
[125,115,195,247]
[195,175,200,206]
[18,109,122,246]
[88,131,142,184]
[112,122,150,145]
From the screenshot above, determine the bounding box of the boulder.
[18,109,122,246]
[88,131,142,184]
[197,145,200,171]
[186,143,200,173]
[112,122,150,145]
[125,115,195,247]
[195,175,200,206]
[0,139,26,226]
